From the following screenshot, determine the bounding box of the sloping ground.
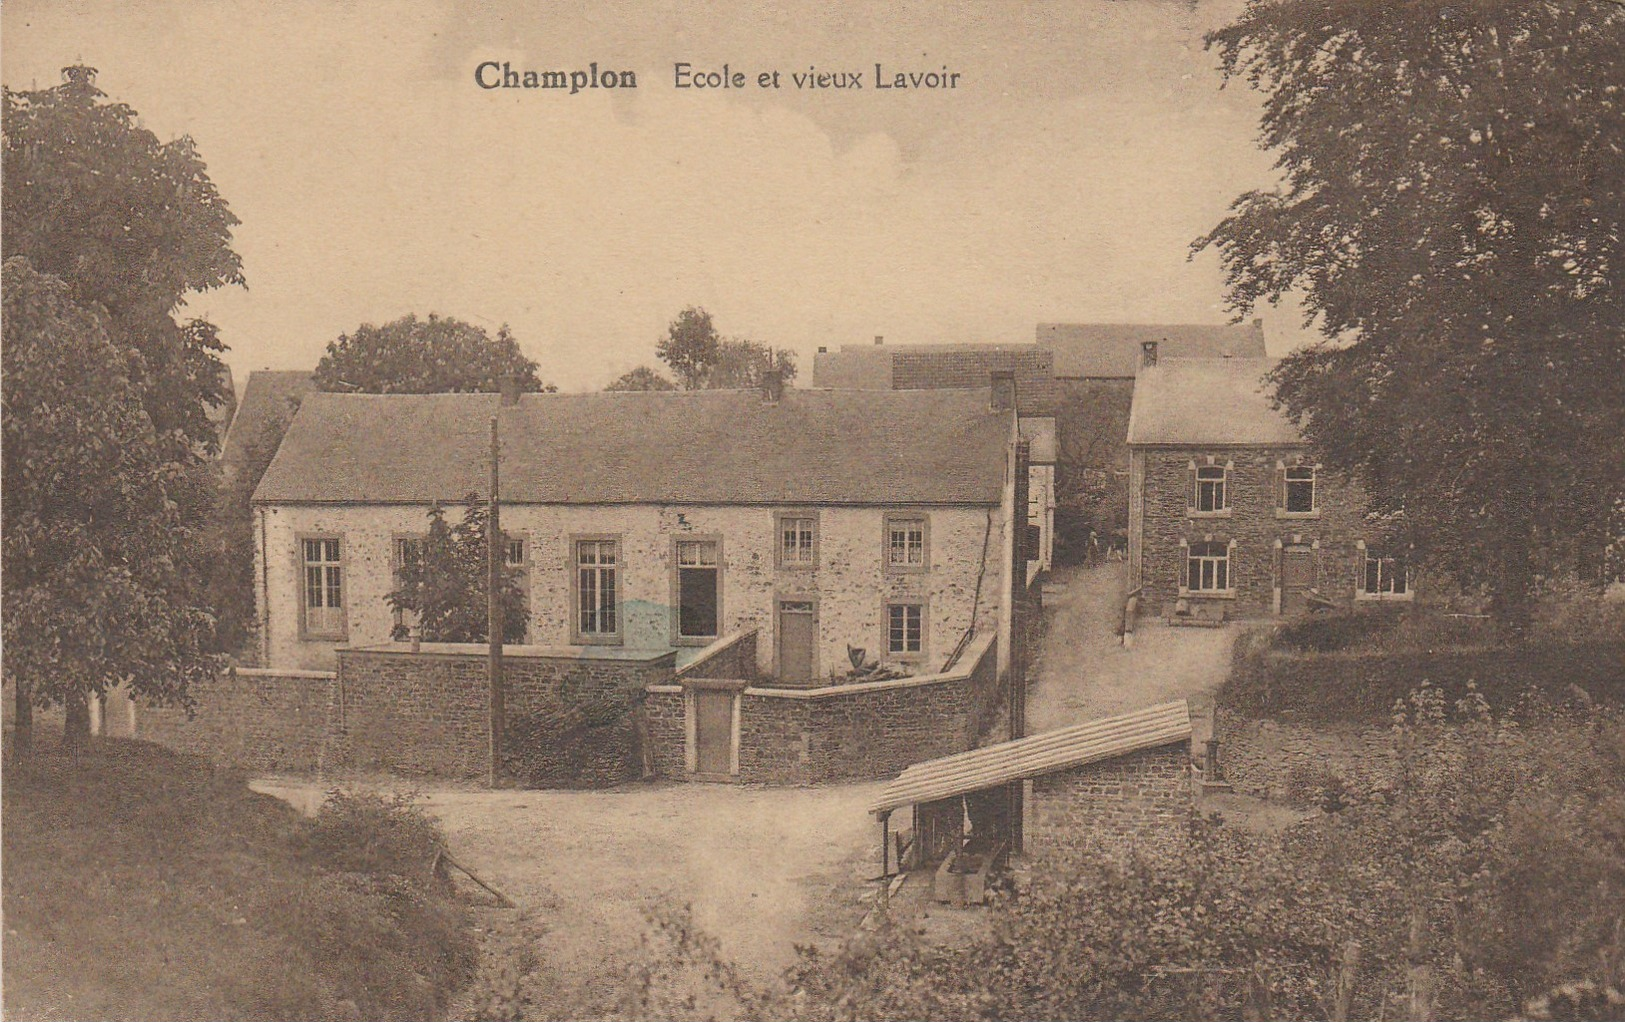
[3,736,474,1022]
[1026,561,1238,735]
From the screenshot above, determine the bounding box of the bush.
[503,687,639,788]
[1283,762,1349,812]
[301,788,445,883]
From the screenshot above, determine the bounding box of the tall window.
[676,539,720,640]
[1195,466,1228,513]
[1186,541,1231,593]
[302,537,344,636]
[887,603,923,656]
[1284,466,1316,513]
[505,536,529,640]
[576,539,618,638]
[1363,550,1409,597]
[779,516,816,567]
[886,516,927,570]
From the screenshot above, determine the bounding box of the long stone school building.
[250,376,1029,683]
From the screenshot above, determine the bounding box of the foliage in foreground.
[2,739,477,1021]
[609,696,1625,1022]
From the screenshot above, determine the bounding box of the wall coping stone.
[343,641,678,664]
[672,629,759,680]
[735,632,995,700]
[233,667,336,680]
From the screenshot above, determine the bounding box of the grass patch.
[2,735,477,1021]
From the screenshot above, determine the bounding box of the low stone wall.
[137,644,675,780]
[675,630,759,682]
[139,668,339,774]
[646,632,1001,785]
[1213,704,1394,804]
[1027,741,1194,855]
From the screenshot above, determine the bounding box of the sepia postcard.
[3,2,1621,1020]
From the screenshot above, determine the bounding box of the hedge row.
[1221,628,1625,722]
[501,693,641,789]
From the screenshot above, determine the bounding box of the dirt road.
[1025,561,1239,735]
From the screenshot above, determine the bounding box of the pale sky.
[3,0,1312,391]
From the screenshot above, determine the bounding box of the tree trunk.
[1407,905,1436,1022]
[12,681,33,759]
[1491,526,1535,642]
[1332,940,1362,1022]
[64,691,91,755]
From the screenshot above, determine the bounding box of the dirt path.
[1026,561,1239,736]
[254,777,882,1003]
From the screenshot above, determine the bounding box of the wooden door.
[1281,545,1314,613]
[777,600,816,685]
[694,689,734,776]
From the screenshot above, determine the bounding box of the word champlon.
[471,61,961,93]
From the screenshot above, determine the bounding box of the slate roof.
[219,370,318,481]
[1126,358,1303,446]
[811,345,892,390]
[1038,321,1267,378]
[871,700,1192,815]
[253,387,1012,505]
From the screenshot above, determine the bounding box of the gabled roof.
[812,342,1057,415]
[253,387,1013,506]
[870,700,1192,815]
[1038,321,1267,378]
[1126,358,1302,446]
[219,370,317,480]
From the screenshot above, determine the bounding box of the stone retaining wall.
[1213,704,1394,804]
[139,668,339,774]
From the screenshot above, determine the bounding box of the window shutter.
[1276,464,1287,509]
[1179,542,1189,590]
[1186,461,1197,511]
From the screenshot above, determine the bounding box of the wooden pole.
[487,415,504,788]
[1407,906,1435,1022]
[1332,940,1362,1022]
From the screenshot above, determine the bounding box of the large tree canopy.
[3,65,242,454]
[314,313,552,394]
[2,259,219,743]
[655,305,797,390]
[1196,1,1625,630]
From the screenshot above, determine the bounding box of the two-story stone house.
[1126,346,1413,617]
[250,375,1024,675]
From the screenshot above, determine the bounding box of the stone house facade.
[251,380,1022,679]
[1127,349,1412,617]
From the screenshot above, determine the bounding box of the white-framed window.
[1185,540,1232,593]
[504,537,526,567]
[301,536,345,637]
[675,538,721,642]
[1362,549,1411,598]
[886,515,928,571]
[1195,465,1228,513]
[574,538,619,640]
[886,602,924,657]
[777,514,817,568]
[1284,465,1316,514]
[391,535,424,630]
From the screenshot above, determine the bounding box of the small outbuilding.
[870,700,1195,883]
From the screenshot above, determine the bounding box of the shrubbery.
[502,686,640,788]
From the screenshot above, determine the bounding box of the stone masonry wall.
[1136,446,1373,617]
[645,633,1000,785]
[138,647,670,780]
[676,631,759,682]
[138,669,338,774]
[1027,741,1194,855]
[260,503,1003,679]
[1214,705,1395,805]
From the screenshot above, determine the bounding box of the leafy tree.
[3,65,241,455]
[314,314,554,394]
[655,306,721,389]
[605,365,678,392]
[655,306,797,390]
[2,259,220,752]
[1194,2,1625,634]
[386,497,526,644]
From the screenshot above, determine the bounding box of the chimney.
[817,345,828,353]
[990,370,1017,413]
[498,374,521,407]
[1140,340,1159,369]
[874,335,884,345]
[761,368,784,404]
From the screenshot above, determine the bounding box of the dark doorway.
[777,600,816,685]
[677,539,719,640]
[694,688,734,776]
[1281,545,1314,613]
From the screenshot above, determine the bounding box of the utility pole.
[487,415,504,788]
